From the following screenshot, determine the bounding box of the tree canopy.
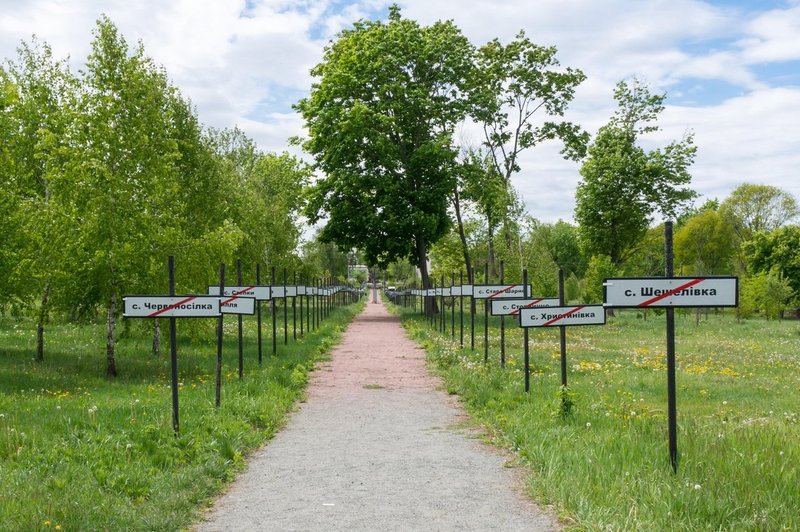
[296,6,475,289]
[575,79,697,265]
[720,183,799,241]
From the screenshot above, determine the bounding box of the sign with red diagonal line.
[490,297,560,316]
[472,284,533,299]
[123,295,221,318]
[603,277,738,308]
[208,285,271,300]
[518,305,606,327]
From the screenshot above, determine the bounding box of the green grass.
[0,299,363,531]
[398,304,800,530]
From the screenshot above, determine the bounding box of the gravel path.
[196,299,559,531]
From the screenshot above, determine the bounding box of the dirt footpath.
[196,299,559,531]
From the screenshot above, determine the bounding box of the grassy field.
[398,303,800,530]
[0,299,363,531]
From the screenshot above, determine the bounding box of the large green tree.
[453,33,587,277]
[59,17,185,376]
[575,79,697,266]
[207,127,309,275]
[743,225,800,296]
[296,6,474,293]
[3,38,79,360]
[675,209,735,275]
[0,70,19,305]
[720,183,799,241]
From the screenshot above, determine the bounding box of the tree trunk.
[152,319,161,356]
[106,292,118,377]
[487,221,496,279]
[451,189,472,278]
[36,282,50,362]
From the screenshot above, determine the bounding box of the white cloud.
[738,4,800,63]
[1,0,799,227]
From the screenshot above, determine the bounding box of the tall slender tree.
[470,31,588,274]
[60,17,182,376]
[575,79,697,266]
[3,39,78,360]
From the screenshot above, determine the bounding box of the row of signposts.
[388,223,739,472]
[122,257,362,435]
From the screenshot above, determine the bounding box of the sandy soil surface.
[195,299,559,531]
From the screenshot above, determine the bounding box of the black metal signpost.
[470,267,475,351]
[293,273,298,341]
[559,269,568,387]
[123,256,221,434]
[500,262,505,367]
[216,264,224,407]
[315,278,320,330]
[484,265,489,364]
[306,276,310,333]
[271,267,277,356]
[459,271,464,347]
[440,274,445,334]
[283,268,288,345]
[666,224,677,475]
[237,260,243,379]
[256,264,262,365]
[451,273,455,339]
[299,274,304,337]
[603,221,739,473]
[169,258,179,432]
[523,270,530,393]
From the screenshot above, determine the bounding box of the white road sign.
[603,277,738,308]
[271,286,286,298]
[208,285,270,301]
[283,286,298,297]
[450,285,473,296]
[435,287,452,297]
[519,305,606,327]
[220,296,255,315]
[473,284,534,299]
[490,297,560,316]
[123,295,221,318]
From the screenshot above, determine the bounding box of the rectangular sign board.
[519,305,606,327]
[450,285,473,296]
[473,284,534,299]
[297,286,307,296]
[271,286,286,298]
[435,287,452,297]
[208,285,270,301]
[220,296,255,315]
[603,277,738,308]
[491,297,560,316]
[124,295,220,318]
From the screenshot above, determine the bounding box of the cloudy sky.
[2,0,799,224]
